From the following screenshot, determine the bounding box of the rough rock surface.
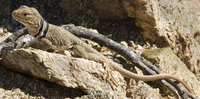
[1,48,127,98]
[128,0,200,73]
[0,62,85,99]
[0,27,12,43]
[126,81,163,99]
[75,91,115,99]
[142,47,200,97]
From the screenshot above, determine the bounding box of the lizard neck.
[34,19,44,37]
[28,19,49,39]
[38,22,49,39]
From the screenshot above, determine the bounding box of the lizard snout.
[12,10,18,18]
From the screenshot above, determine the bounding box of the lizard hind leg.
[72,45,104,61]
[103,62,119,86]
[73,45,119,86]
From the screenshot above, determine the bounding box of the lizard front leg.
[37,38,56,52]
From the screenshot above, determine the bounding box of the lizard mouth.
[12,11,24,22]
[12,10,32,25]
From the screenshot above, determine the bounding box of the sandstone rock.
[126,81,163,99]
[142,47,200,97]
[1,48,127,98]
[75,91,115,99]
[0,27,12,43]
[130,0,200,73]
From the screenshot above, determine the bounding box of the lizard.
[12,5,193,93]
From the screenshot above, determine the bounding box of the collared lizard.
[12,5,193,93]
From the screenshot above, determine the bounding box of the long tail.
[110,62,193,93]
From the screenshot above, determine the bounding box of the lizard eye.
[23,13,28,17]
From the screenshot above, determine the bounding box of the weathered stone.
[0,27,12,43]
[126,81,163,99]
[130,0,200,73]
[75,91,115,99]
[142,47,200,97]
[1,48,127,98]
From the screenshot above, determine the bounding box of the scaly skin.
[12,5,193,93]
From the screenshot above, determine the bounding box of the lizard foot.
[103,62,119,86]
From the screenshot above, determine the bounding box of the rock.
[0,61,86,99]
[0,88,43,99]
[126,81,163,99]
[1,48,127,98]
[0,27,12,43]
[75,91,115,99]
[130,0,200,73]
[142,47,200,97]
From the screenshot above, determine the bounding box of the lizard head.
[12,5,43,30]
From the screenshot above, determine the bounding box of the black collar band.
[34,20,44,37]
[39,23,49,39]
[34,20,49,39]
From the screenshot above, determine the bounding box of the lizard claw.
[103,62,119,87]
